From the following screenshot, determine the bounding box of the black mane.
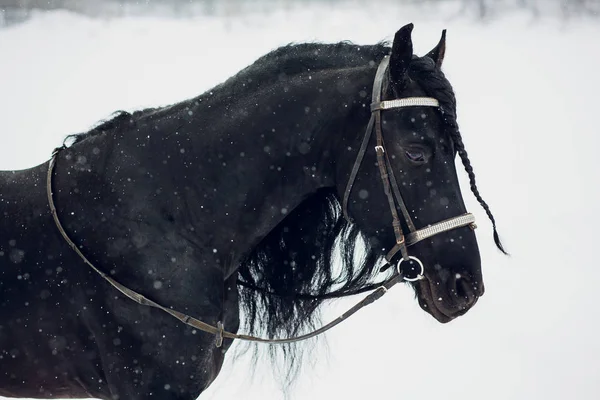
[220,42,390,91]
[65,42,390,146]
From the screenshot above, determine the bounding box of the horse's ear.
[426,29,447,69]
[389,23,414,87]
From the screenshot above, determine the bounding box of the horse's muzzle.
[414,270,484,323]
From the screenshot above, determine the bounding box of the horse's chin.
[412,277,469,324]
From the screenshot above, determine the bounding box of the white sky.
[1,2,599,399]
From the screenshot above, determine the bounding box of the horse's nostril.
[455,276,468,298]
[454,276,478,309]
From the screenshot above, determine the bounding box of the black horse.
[0,24,503,399]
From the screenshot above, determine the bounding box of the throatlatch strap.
[342,114,376,221]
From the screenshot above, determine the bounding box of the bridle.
[342,55,476,281]
[46,55,475,348]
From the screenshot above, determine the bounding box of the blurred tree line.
[0,0,598,26]
[450,0,599,18]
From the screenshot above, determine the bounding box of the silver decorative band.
[371,97,440,112]
[406,213,476,246]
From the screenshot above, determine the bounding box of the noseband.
[342,56,476,281]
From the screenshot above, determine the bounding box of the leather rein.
[46,56,475,348]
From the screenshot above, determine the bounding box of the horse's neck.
[36,67,371,283]
[136,71,369,274]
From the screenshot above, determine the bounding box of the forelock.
[408,55,458,125]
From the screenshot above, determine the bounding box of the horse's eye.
[405,149,425,162]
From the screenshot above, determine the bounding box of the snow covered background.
[1,1,599,399]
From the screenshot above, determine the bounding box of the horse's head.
[340,24,503,323]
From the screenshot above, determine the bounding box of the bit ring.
[397,256,424,282]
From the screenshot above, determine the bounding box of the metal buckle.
[215,321,224,348]
[396,256,424,282]
[374,145,384,154]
